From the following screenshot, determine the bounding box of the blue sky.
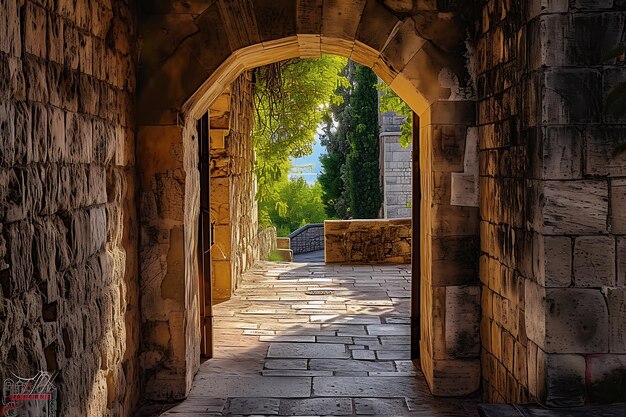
[289,134,324,184]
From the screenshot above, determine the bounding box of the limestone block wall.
[324,219,411,264]
[477,1,626,405]
[0,1,139,416]
[418,101,482,396]
[289,224,324,255]
[380,133,412,219]
[209,71,259,303]
[379,108,411,219]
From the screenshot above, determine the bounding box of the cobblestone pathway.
[161,261,479,416]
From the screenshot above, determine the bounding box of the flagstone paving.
[161,261,479,416]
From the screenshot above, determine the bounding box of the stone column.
[419,100,481,395]
[136,121,200,401]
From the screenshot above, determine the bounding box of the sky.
[289,133,324,185]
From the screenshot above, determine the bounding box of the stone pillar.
[137,121,200,401]
[478,0,626,405]
[419,101,481,396]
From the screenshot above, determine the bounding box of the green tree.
[377,82,412,148]
[319,61,382,219]
[253,56,349,213]
[260,177,327,236]
[344,64,382,218]
[319,62,355,218]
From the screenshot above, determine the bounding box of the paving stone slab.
[354,398,408,415]
[192,376,311,398]
[366,325,410,336]
[309,359,395,372]
[312,376,428,397]
[259,335,317,342]
[267,343,349,359]
[376,350,411,360]
[279,397,353,416]
[225,397,280,415]
[264,359,309,370]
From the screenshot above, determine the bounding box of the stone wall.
[477,1,626,405]
[209,71,259,303]
[379,107,412,219]
[324,219,411,264]
[288,224,324,255]
[380,133,412,219]
[0,1,139,416]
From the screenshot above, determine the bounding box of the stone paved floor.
[161,261,479,416]
[293,250,325,263]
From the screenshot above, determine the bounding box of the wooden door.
[411,112,421,359]
[198,112,213,358]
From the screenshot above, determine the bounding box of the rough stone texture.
[288,223,324,255]
[379,106,411,219]
[478,0,626,405]
[324,219,411,264]
[209,72,273,302]
[0,1,139,416]
[135,0,484,401]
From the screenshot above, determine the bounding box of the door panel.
[198,112,213,358]
[411,112,421,359]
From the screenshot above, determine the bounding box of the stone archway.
[136,1,480,401]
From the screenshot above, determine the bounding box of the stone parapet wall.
[288,224,324,254]
[324,219,411,264]
[0,1,139,416]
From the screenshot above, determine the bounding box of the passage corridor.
[161,261,479,416]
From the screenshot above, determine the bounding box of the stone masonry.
[325,219,412,264]
[209,71,266,303]
[288,224,324,255]
[2,0,626,415]
[0,1,139,416]
[478,1,626,406]
[379,108,412,219]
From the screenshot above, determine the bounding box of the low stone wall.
[289,224,324,254]
[324,219,411,264]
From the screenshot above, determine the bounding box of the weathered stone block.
[587,354,626,403]
[542,180,609,235]
[24,2,47,59]
[573,236,615,287]
[432,236,478,286]
[542,236,572,287]
[525,280,546,348]
[604,286,626,358]
[544,354,586,407]
[529,126,582,180]
[618,238,626,287]
[611,179,626,235]
[0,0,21,56]
[586,127,626,177]
[47,11,64,65]
[445,286,480,358]
[542,69,602,124]
[545,288,608,353]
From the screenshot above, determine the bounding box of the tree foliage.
[252,56,348,231]
[377,82,413,148]
[259,177,326,236]
[253,56,349,209]
[319,61,382,219]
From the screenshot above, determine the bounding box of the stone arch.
[136,0,480,401]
